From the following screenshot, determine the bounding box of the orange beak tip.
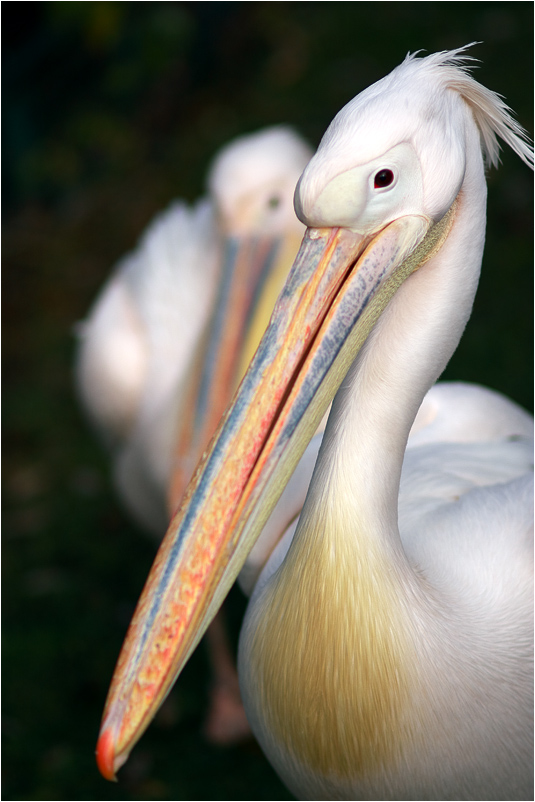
[96,727,119,782]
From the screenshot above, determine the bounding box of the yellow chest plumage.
[245,498,419,780]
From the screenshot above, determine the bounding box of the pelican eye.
[373,169,395,189]
[268,195,281,209]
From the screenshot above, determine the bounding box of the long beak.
[96,204,456,780]
[168,230,304,512]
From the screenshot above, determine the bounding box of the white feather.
[238,48,533,800]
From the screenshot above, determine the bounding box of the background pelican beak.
[168,229,304,512]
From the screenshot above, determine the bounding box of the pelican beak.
[168,229,304,511]
[96,205,456,781]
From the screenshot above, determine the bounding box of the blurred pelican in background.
[76,125,313,532]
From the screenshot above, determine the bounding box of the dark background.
[3,3,533,800]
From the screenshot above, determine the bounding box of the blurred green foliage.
[3,3,532,800]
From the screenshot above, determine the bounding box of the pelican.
[96,47,533,800]
[76,125,312,532]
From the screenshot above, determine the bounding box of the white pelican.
[96,47,533,800]
[76,125,312,533]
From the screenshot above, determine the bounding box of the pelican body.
[96,48,533,800]
[76,127,312,532]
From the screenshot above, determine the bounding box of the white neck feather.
[310,117,488,572]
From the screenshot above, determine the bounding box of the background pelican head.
[210,125,311,238]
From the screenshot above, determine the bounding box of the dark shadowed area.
[3,3,532,800]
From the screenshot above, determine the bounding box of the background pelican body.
[97,48,533,800]
[76,126,312,534]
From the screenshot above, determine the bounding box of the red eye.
[374,169,394,188]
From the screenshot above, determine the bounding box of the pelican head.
[295,48,530,231]
[210,125,311,237]
[96,47,532,797]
